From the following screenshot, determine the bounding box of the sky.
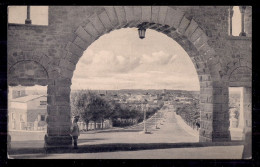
[8,6,242,91]
[71,28,200,91]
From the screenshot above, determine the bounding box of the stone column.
[25,6,32,24]
[229,6,234,36]
[44,78,72,148]
[238,88,244,129]
[199,81,231,142]
[242,87,252,158]
[239,6,247,37]
[244,6,252,37]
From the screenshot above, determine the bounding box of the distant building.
[8,95,47,131]
[9,86,26,99]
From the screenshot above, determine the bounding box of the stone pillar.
[244,6,252,37]
[238,88,244,129]
[242,87,252,159]
[25,6,32,24]
[239,6,247,37]
[44,78,72,148]
[199,81,231,142]
[229,6,234,36]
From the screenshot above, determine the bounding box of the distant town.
[8,86,241,132]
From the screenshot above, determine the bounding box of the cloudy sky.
[71,28,200,91]
[8,6,242,91]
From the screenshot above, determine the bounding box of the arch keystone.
[133,6,142,24]
[141,6,152,22]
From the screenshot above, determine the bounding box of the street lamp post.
[141,99,148,134]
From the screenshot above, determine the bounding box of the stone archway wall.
[8,51,50,86]
[8,6,252,147]
[43,6,231,145]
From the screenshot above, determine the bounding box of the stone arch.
[8,60,49,86]
[45,6,231,147]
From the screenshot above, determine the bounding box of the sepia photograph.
[6,6,252,159]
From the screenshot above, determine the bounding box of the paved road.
[9,109,244,159]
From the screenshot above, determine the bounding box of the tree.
[71,90,112,131]
[71,90,92,131]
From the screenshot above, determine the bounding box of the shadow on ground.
[8,140,244,155]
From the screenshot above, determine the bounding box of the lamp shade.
[138,27,146,39]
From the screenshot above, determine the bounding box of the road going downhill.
[9,109,244,159]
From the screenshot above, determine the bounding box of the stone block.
[59,58,76,71]
[124,6,135,23]
[55,77,72,87]
[48,69,60,79]
[193,33,208,49]
[73,37,90,50]
[99,11,113,31]
[177,16,190,35]
[37,79,48,86]
[60,68,74,79]
[59,126,71,136]
[55,94,70,105]
[47,95,55,105]
[84,22,100,39]
[75,26,94,43]
[65,52,80,65]
[104,6,119,26]
[47,125,60,136]
[65,42,84,57]
[184,19,198,38]
[165,8,184,29]
[141,6,152,22]
[45,135,72,146]
[114,6,127,26]
[158,6,168,25]
[133,6,142,23]
[89,13,106,34]
[151,6,160,23]
[190,27,203,42]
[57,105,71,115]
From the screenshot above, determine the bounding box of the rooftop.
[10,95,46,103]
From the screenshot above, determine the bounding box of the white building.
[8,95,47,131]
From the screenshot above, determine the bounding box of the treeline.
[71,90,162,129]
[175,99,200,128]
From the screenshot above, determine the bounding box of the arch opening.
[70,28,201,142]
[44,6,231,147]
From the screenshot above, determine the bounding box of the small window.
[17,91,21,97]
[40,101,47,105]
[40,115,45,121]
